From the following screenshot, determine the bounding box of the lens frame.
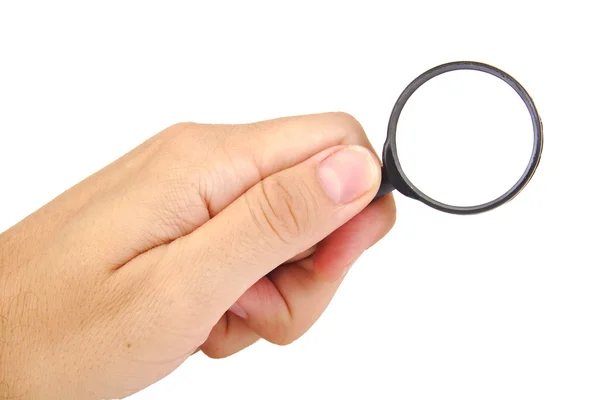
[377,61,543,215]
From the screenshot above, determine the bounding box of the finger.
[61,113,379,270]
[196,312,260,359]
[156,144,382,325]
[203,112,381,214]
[312,194,396,282]
[225,195,396,345]
[283,246,317,265]
[193,196,394,354]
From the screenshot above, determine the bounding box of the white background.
[1,1,599,399]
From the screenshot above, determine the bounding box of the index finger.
[196,112,382,217]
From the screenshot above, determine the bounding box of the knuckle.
[328,112,366,138]
[270,327,299,346]
[202,344,229,359]
[267,311,306,346]
[259,311,297,346]
[168,121,198,133]
[250,175,315,244]
[159,122,202,154]
[251,278,298,346]
[156,122,236,169]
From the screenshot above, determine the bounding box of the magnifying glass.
[373,61,543,214]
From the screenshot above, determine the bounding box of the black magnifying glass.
[373,61,543,214]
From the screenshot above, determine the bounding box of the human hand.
[0,113,396,399]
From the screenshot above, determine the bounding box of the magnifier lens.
[394,69,534,208]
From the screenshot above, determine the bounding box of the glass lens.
[395,69,534,207]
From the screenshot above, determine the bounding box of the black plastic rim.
[381,61,544,215]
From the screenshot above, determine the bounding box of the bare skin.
[0,112,396,399]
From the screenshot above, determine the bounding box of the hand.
[0,112,396,399]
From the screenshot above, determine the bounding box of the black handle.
[373,166,395,201]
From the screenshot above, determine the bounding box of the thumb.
[163,144,381,321]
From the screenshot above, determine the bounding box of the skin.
[0,112,396,399]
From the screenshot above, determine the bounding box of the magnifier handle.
[373,166,395,201]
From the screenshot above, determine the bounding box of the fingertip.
[317,145,381,205]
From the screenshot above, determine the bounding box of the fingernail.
[318,146,378,204]
[229,302,247,319]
